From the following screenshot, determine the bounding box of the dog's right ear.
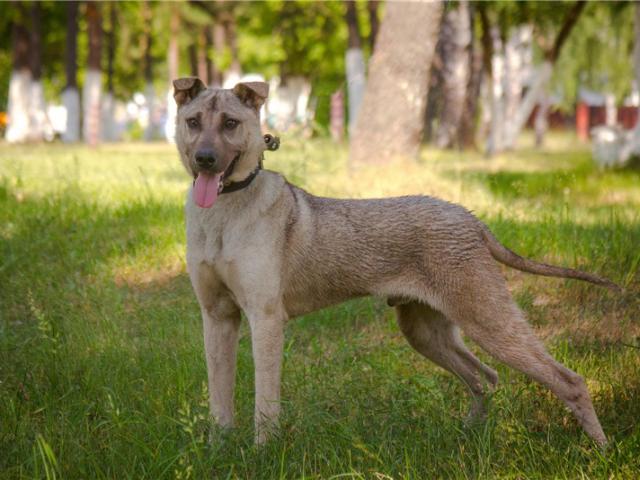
[173,77,206,107]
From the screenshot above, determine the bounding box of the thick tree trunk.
[435,0,471,149]
[62,1,80,143]
[349,1,443,164]
[83,2,102,146]
[6,3,31,143]
[344,1,366,133]
[165,5,179,142]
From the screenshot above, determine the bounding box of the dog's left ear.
[233,82,269,111]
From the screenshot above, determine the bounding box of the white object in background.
[5,70,31,143]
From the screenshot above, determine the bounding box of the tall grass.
[1,135,638,478]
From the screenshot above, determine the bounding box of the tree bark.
[62,1,80,143]
[349,1,443,164]
[83,2,102,146]
[6,2,32,143]
[344,1,366,133]
[435,0,471,149]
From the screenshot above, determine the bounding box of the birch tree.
[62,1,80,143]
[435,0,471,149]
[344,1,366,133]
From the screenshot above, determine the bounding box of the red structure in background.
[528,103,639,141]
[576,102,589,141]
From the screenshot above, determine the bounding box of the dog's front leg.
[246,308,285,445]
[190,261,241,430]
[201,300,241,429]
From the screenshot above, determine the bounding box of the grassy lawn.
[1,134,639,479]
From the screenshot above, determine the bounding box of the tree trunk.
[486,25,505,157]
[503,26,533,140]
[367,1,380,53]
[102,2,117,141]
[344,1,366,133]
[458,4,482,149]
[62,1,80,143]
[435,0,471,149]
[534,93,549,148]
[165,4,179,142]
[143,0,156,141]
[222,17,241,87]
[28,2,50,141]
[501,1,586,150]
[83,2,102,146]
[213,21,226,85]
[350,1,443,164]
[5,3,31,143]
[204,25,216,85]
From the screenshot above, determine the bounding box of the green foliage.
[554,2,635,109]
[1,136,639,477]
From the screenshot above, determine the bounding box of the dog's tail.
[480,225,621,292]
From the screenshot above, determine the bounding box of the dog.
[172,77,618,446]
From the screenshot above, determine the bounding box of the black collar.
[219,163,262,195]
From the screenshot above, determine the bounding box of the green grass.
[1,134,639,479]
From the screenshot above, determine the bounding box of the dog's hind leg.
[446,268,607,445]
[396,302,498,422]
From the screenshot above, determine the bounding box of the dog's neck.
[220,161,262,195]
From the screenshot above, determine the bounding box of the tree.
[349,1,443,164]
[102,2,117,141]
[83,2,102,146]
[458,3,483,149]
[435,1,471,149]
[344,1,365,132]
[62,1,80,143]
[5,3,32,143]
[367,1,380,53]
[500,1,586,151]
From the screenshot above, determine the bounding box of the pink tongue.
[193,172,221,208]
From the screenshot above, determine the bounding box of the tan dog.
[173,77,618,446]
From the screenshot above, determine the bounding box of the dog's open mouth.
[193,155,239,208]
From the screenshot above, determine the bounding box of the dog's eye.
[224,118,239,130]
[186,118,200,129]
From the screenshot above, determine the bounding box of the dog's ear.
[233,82,269,111]
[173,77,206,107]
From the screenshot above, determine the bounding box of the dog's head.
[173,77,268,205]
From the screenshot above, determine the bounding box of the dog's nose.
[195,149,217,169]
